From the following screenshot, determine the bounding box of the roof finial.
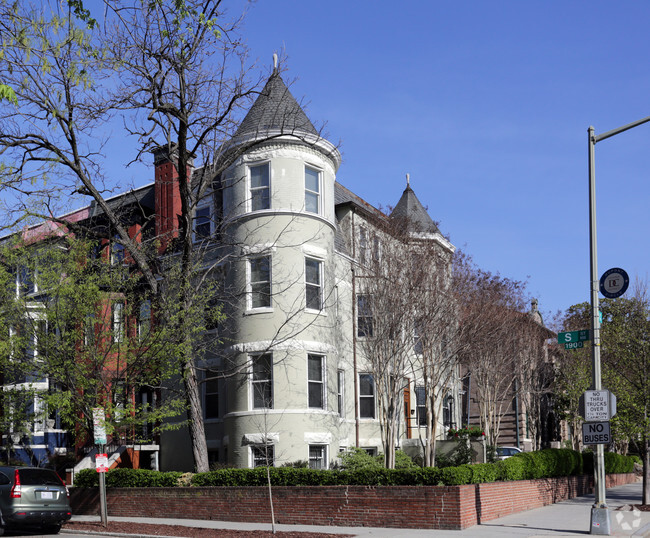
[406,173,410,187]
[272,53,278,74]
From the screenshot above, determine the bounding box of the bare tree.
[0,0,324,472]
[453,252,532,448]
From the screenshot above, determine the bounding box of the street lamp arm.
[592,114,650,144]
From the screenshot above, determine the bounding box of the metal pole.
[99,446,108,527]
[588,126,608,516]
[587,115,650,534]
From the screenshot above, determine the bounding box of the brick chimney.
[153,145,192,249]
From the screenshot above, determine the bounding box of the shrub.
[440,464,472,485]
[74,468,98,487]
[73,468,183,488]
[71,448,631,489]
[496,455,526,481]
[337,448,381,471]
[469,463,498,483]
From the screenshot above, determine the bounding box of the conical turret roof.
[390,180,440,234]
[234,71,319,140]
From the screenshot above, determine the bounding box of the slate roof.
[233,71,319,140]
[390,184,440,234]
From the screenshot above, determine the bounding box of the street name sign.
[582,422,611,445]
[558,330,590,350]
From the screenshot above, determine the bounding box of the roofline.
[227,132,342,171]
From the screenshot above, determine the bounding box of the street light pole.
[587,115,650,535]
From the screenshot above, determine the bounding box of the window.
[416,386,427,427]
[138,300,151,341]
[250,163,270,211]
[112,380,126,421]
[309,445,327,469]
[443,394,455,428]
[372,234,381,262]
[305,258,322,311]
[17,265,36,295]
[413,323,423,355]
[204,370,219,419]
[112,301,124,343]
[359,373,375,419]
[111,238,125,265]
[194,204,212,240]
[304,166,320,214]
[249,256,271,309]
[84,314,95,346]
[358,227,368,264]
[252,354,272,409]
[308,354,325,409]
[337,370,344,418]
[357,295,373,337]
[252,444,274,468]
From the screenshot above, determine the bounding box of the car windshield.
[18,469,62,486]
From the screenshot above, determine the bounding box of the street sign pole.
[588,126,608,535]
[587,115,650,534]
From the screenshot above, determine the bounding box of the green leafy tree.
[558,285,650,504]
[0,234,203,462]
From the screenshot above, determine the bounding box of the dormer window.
[305,166,320,214]
[249,163,270,211]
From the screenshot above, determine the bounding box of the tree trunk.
[184,359,209,472]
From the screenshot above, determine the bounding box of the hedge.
[72,449,635,489]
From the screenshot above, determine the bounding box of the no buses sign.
[582,422,611,445]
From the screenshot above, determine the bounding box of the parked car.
[496,446,522,460]
[0,466,71,535]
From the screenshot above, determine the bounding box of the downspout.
[351,209,360,447]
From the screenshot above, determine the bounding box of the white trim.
[224,408,338,419]
[304,432,332,444]
[225,340,336,355]
[301,244,327,258]
[242,432,280,446]
[228,133,342,171]
[241,244,277,256]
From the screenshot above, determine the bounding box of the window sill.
[244,307,274,316]
[305,308,327,316]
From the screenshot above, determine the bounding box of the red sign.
[95,453,109,473]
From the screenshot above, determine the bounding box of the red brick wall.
[70,473,636,530]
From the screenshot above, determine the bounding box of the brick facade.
[70,473,636,530]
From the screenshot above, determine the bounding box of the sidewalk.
[66,481,650,537]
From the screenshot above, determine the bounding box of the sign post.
[93,408,108,527]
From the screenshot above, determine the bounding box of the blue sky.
[237,1,650,323]
[97,1,650,323]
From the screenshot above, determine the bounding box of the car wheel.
[42,523,62,535]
